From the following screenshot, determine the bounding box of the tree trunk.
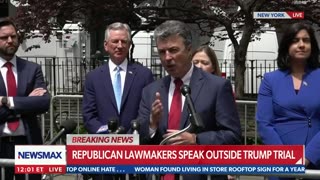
[234,54,246,98]
[233,19,254,99]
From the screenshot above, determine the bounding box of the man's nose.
[164,51,172,61]
[116,41,124,48]
[7,36,13,43]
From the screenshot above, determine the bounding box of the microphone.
[45,120,77,145]
[131,119,140,134]
[114,126,126,134]
[108,117,119,133]
[160,85,204,145]
[181,85,204,132]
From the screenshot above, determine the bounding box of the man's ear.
[17,31,24,44]
[104,40,108,52]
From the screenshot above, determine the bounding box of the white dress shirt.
[0,56,25,136]
[149,65,194,136]
[109,59,128,95]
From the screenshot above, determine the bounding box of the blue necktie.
[113,66,122,113]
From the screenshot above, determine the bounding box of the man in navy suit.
[137,20,241,180]
[0,18,50,180]
[82,22,153,179]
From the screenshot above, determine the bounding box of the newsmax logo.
[18,151,62,159]
[15,145,66,165]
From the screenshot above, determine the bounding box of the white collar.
[109,59,128,72]
[0,56,17,68]
[171,65,194,84]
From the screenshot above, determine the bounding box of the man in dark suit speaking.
[0,17,50,180]
[137,20,242,180]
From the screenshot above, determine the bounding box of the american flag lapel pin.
[303,81,307,86]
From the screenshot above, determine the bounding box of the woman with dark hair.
[256,22,320,180]
[192,45,222,76]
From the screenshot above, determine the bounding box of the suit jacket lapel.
[0,70,6,96]
[16,58,27,96]
[121,63,135,109]
[160,76,170,131]
[180,67,204,128]
[0,58,25,96]
[101,64,118,111]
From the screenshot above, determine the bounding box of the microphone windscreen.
[108,117,119,132]
[181,84,191,96]
[131,119,140,130]
[60,120,77,134]
[115,126,126,134]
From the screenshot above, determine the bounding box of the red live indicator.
[286,12,304,19]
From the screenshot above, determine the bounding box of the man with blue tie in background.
[82,22,154,179]
[0,17,50,180]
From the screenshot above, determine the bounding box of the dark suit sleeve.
[137,87,153,143]
[0,106,17,123]
[145,70,154,85]
[196,80,242,145]
[136,83,162,144]
[256,73,283,145]
[82,73,101,133]
[12,64,50,114]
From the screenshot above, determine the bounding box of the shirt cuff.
[96,125,109,134]
[149,127,156,138]
[8,97,14,109]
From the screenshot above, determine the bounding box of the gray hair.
[154,20,192,48]
[105,22,131,42]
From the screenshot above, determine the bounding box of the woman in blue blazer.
[256,23,320,180]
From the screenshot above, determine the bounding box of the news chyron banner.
[14,135,305,175]
[15,145,66,174]
[253,12,304,19]
[66,134,305,175]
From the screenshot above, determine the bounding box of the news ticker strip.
[253,12,304,19]
[14,165,305,174]
[66,165,305,174]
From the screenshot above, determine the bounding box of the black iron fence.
[21,56,278,97]
[219,59,278,96]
